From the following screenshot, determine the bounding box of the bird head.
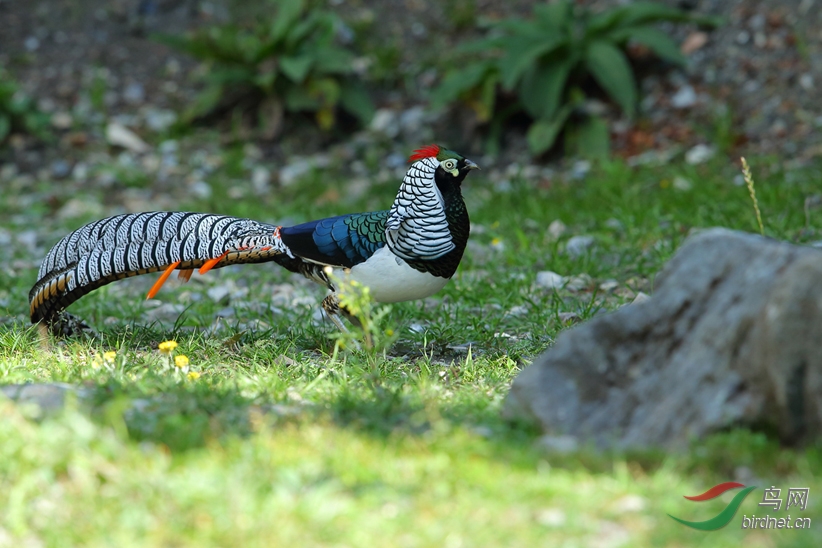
[409,144,479,189]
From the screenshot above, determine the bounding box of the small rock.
[535,271,565,290]
[599,279,619,291]
[57,198,103,220]
[536,434,578,453]
[565,235,595,257]
[251,166,271,194]
[536,508,566,527]
[369,109,399,138]
[24,36,40,51]
[604,218,623,231]
[570,160,591,179]
[632,292,651,304]
[672,176,692,191]
[48,160,71,180]
[106,122,149,153]
[681,31,708,55]
[207,284,232,304]
[399,106,425,134]
[612,495,646,513]
[190,181,212,199]
[50,112,73,129]
[143,107,177,132]
[671,85,697,109]
[506,305,528,317]
[685,144,715,165]
[278,159,312,187]
[548,219,566,240]
[558,312,580,324]
[123,82,145,104]
[800,73,814,91]
[565,274,593,292]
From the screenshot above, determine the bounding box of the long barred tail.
[30,211,290,326]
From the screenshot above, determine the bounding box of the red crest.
[409,144,440,162]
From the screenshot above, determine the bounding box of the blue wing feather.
[279,211,388,268]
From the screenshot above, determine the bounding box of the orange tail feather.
[147,261,181,300]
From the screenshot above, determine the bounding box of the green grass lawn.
[1,151,821,547]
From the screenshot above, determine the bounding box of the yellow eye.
[441,159,457,171]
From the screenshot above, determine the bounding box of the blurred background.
[1,0,820,183]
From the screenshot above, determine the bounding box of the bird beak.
[464,159,480,170]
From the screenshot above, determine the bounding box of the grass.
[1,148,821,547]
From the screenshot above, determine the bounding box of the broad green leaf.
[610,26,686,65]
[431,63,495,108]
[498,35,565,90]
[312,49,355,75]
[184,84,225,121]
[454,36,504,56]
[269,0,305,42]
[339,82,375,125]
[519,55,574,120]
[526,105,573,155]
[477,73,499,122]
[585,40,636,118]
[615,2,691,27]
[205,67,257,86]
[283,86,320,112]
[0,115,10,141]
[533,0,573,34]
[280,55,314,83]
[566,115,610,160]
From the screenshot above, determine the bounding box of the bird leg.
[322,294,349,332]
[321,293,365,332]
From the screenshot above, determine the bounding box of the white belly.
[342,246,450,303]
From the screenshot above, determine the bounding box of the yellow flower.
[385,329,394,336]
[491,237,502,246]
[158,340,178,354]
[103,351,117,363]
[174,355,190,368]
[187,371,201,381]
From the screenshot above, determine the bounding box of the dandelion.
[186,371,201,381]
[158,340,178,354]
[174,354,190,368]
[491,237,501,246]
[103,351,117,363]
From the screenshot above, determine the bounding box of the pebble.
[671,85,697,108]
[50,159,71,179]
[50,111,73,129]
[279,159,312,187]
[547,219,566,240]
[369,109,399,138]
[632,292,651,305]
[535,271,565,290]
[672,176,693,191]
[536,434,578,454]
[251,166,271,194]
[123,82,145,104]
[685,144,715,165]
[565,274,593,292]
[565,235,595,257]
[106,121,149,153]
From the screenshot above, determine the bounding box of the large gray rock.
[505,228,822,449]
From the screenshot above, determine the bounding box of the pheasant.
[30,145,478,334]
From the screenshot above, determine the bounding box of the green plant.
[157,0,373,134]
[0,65,50,143]
[327,271,399,358]
[433,1,719,157]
